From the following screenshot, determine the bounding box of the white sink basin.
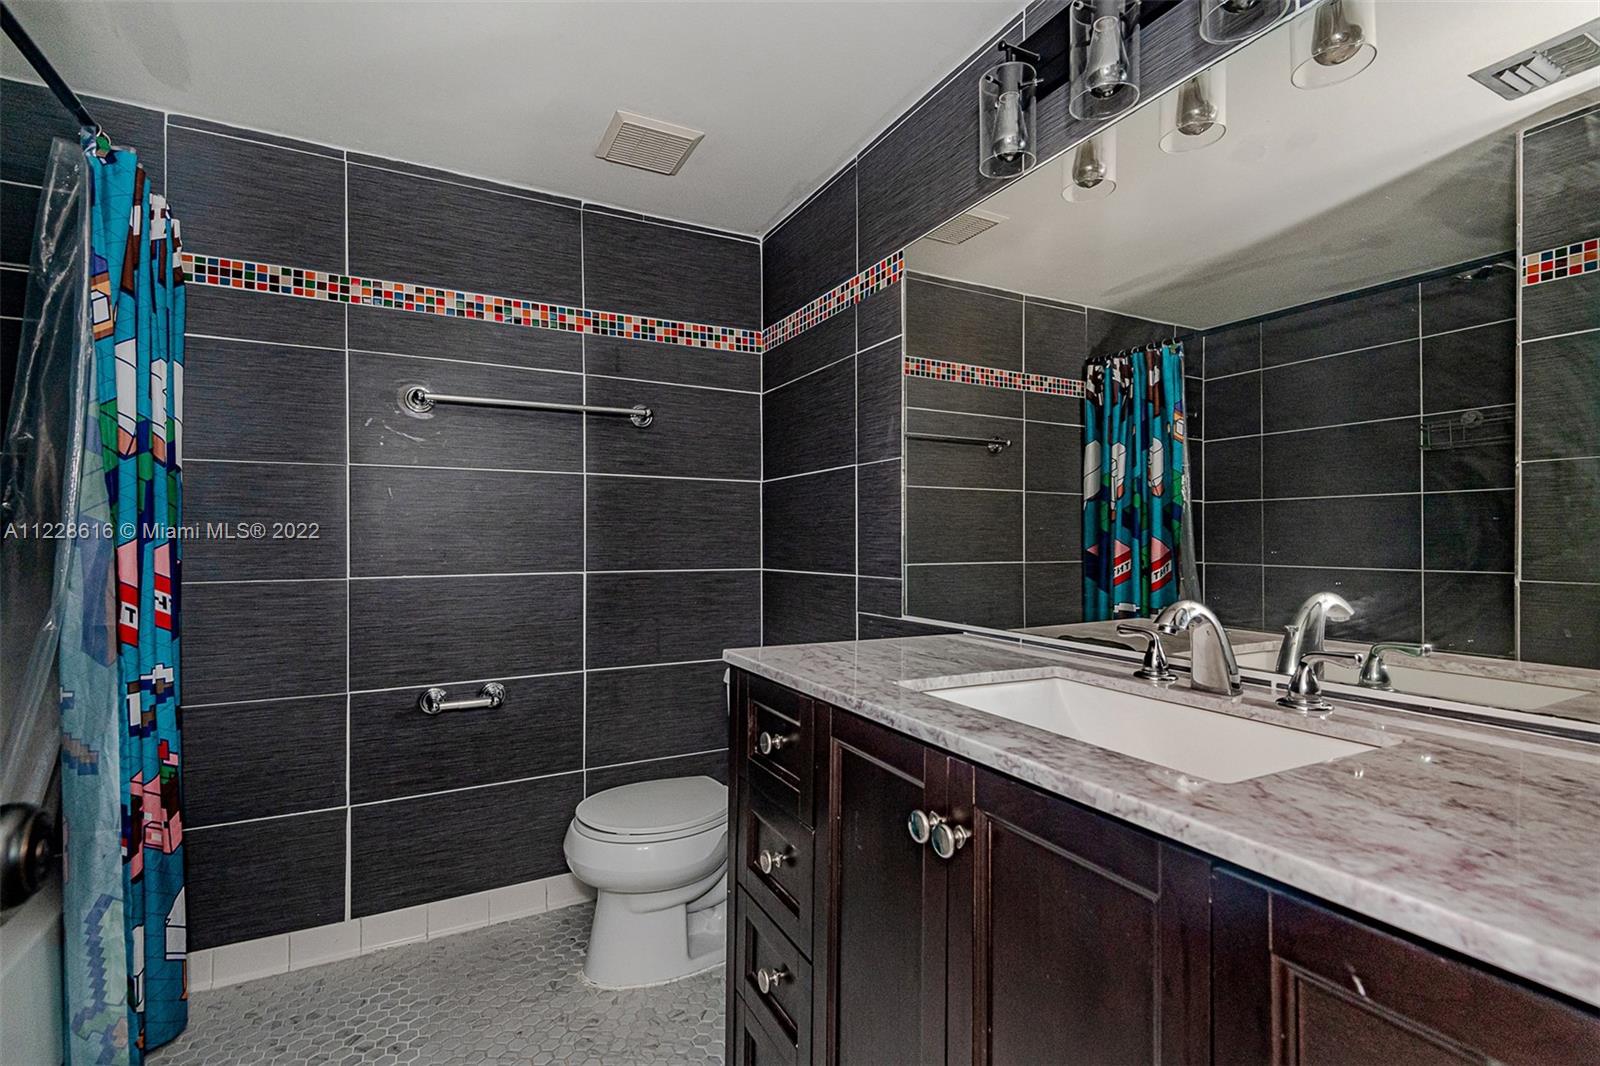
[923,676,1375,783]
[1230,651,1585,712]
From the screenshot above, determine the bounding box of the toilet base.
[581,870,728,989]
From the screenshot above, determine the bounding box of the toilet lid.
[575,775,727,838]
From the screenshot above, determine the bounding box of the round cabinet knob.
[755,966,790,995]
[930,821,971,860]
[906,809,941,845]
[757,847,793,875]
[756,731,794,756]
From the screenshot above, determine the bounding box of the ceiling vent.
[595,111,705,175]
[925,208,1009,245]
[1470,18,1600,100]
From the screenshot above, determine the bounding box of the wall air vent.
[925,208,1009,245]
[595,111,705,175]
[1470,18,1600,100]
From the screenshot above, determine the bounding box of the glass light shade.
[978,60,1038,178]
[1159,66,1227,153]
[1199,0,1292,45]
[1069,0,1142,122]
[1291,0,1377,89]
[1062,132,1117,202]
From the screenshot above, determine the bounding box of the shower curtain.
[1081,342,1196,620]
[53,139,188,1063]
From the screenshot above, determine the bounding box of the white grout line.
[343,159,353,923]
[579,209,589,787]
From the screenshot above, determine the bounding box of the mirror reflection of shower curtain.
[1081,342,1201,620]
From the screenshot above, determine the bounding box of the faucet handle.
[1359,642,1432,690]
[1277,651,1364,717]
[1116,621,1177,683]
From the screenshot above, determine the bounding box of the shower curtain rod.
[1,3,103,137]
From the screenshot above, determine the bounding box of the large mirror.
[900,1,1600,726]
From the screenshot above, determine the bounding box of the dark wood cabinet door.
[948,764,1212,1066]
[822,712,951,1066]
[1213,871,1600,1066]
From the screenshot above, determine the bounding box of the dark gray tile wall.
[0,82,762,945]
[760,168,910,642]
[1198,258,1516,654]
[1520,104,1600,667]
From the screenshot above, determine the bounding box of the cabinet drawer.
[743,674,816,826]
[735,888,813,1065]
[733,993,796,1066]
[737,780,814,955]
[1270,891,1600,1066]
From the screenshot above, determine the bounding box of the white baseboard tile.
[486,879,549,923]
[359,905,428,953]
[195,873,596,994]
[209,933,290,988]
[545,873,597,910]
[187,946,214,994]
[426,894,490,939]
[289,920,362,970]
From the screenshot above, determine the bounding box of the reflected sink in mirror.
[920,676,1376,784]
[1229,652,1588,713]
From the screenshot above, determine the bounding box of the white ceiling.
[0,0,1018,235]
[909,0,1600,328]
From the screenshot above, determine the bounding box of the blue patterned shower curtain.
[1082,342,1192,620]
[60,142,187,1063]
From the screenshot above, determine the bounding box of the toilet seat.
[573,776,727,844]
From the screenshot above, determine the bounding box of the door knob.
[756,730,795,755]
[755,965,790,995]
[930,821,971,860]
[756,846,793,875]
[907,809,945,845]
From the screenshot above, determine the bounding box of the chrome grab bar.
[418,682,506,716]
[402,385,653,427]
[905,431,1011,454]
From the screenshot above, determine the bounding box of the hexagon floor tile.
[151,905,725,1065]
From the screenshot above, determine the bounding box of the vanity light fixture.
[979,48,1040,179]
[1069,0,1142,121]
[1199,0,1292,45]
[1291,0,1378,89]
[1159,66,1226,153]
[1062,131,1117,202]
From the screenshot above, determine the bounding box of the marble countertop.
[724,634,1600,1009]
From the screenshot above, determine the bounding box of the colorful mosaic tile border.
[904,356,1086,399]
[1522,237,1599,287]
[180,253,764,353]
[763,251,905,351]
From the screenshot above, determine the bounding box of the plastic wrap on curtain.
[1081,341,1199,620]
[1,138,91,814]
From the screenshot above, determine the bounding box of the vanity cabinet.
[727,670,1600,1066]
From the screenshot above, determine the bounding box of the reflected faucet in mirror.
[1274,592,1355,675]
[1359,642,1433,691]
[1154,600,1242,697]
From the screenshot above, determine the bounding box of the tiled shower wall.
[0,78,760,948]
[758,0,1243,640]
[1196,259,1517,656]
[1518,103,1600,668]
[899,272,1190,630]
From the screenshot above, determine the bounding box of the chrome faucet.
[1274,592,1355,675]
[1155,600,1242,696]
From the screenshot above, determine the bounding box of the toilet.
[563,775,729,989]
